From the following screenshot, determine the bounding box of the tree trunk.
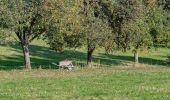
[87,45,95,67]
[134,50,139,64]
[87,50,93,67]
[21,43,31,70]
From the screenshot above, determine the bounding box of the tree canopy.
[0,0,169,68]
[0,0,54,69]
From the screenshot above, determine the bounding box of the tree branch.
[15,31,22,42]
[29,28,46,42]
[27,14,40,38]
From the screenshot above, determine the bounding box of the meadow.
[0,40,169,70]
[0,67,170,99]
[0,40,169,100]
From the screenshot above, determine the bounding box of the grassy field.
[0,40,169,70]
[0,40,170,99]
[0,67,170,99]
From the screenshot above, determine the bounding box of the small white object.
[59,60,74,70]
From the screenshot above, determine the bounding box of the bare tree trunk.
[21,43,31,70]
[134,50,139,64]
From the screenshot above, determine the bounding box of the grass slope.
[0,40,170,99]
[0,67,170,99]
[0,40,169,70]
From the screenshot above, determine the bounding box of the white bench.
[52,60,74,70]
[59,60,74,70]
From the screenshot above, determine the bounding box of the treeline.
[0,0,170,69]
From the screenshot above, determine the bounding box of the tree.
[0,0,53,69]
[101,0,153,64]
[46,0,112,67]
[117,0,152,64]
[130,20,152,64]
[80,0,112,67]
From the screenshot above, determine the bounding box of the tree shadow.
[98,53,167,66]
[0,43,168,70]
[0,44,88,70]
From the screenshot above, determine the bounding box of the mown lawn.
[0,67,170,100]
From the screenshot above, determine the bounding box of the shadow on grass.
[0,44,88,70]
[97,53,167,66]
[0,43,168,70]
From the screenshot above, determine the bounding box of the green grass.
[0,67,170,99]
[0,40,170,99]
[0,39,169,70]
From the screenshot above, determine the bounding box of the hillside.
[0,40,169,70]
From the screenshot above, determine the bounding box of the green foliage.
[146,0,170,47]
[0,0,52,43]
[0,28,10,44]
[45,0,83,52]
[46,0,112,57]
[102,0,152,52]
[130,20,152,50]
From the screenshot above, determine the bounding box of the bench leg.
[68,67,72,70]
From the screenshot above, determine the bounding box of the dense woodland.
[0,0,170,69]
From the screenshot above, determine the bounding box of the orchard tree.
[116,0,152,64]
[100,0,145,52]
[101,0,153,64]
[0,0,53,69]
[130,20,152,64]
[46,0,112,67]
[81,0,112,67]
[128,0,170,64]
